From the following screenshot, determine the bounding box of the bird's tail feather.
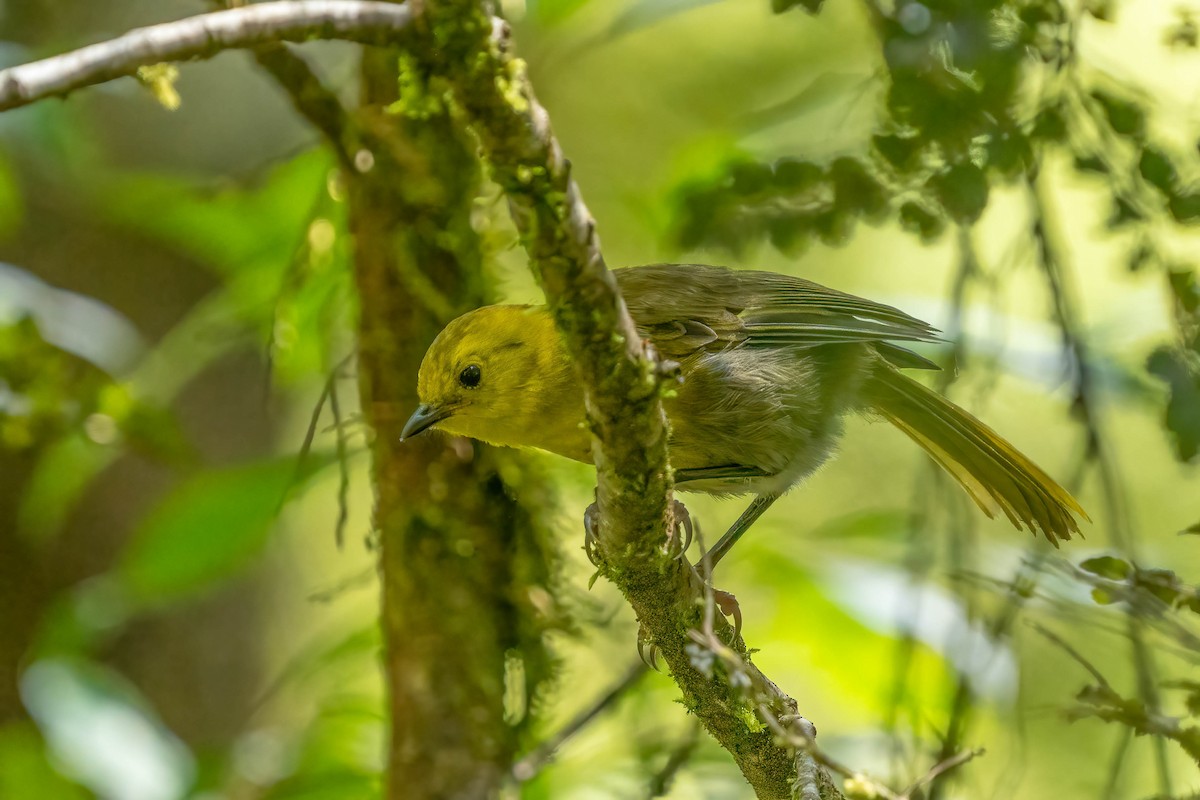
[863,365,1088,545]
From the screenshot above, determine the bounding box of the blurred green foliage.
[0,0,1197,798]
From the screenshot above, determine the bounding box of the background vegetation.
[0,0,1198,797]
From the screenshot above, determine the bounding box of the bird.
[402,263,1087,568]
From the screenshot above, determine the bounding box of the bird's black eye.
[459,364,482,388]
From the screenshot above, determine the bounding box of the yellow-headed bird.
[402,264,1087,565]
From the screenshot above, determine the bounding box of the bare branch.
[0,1,415,112]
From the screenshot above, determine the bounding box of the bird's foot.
[666,498,693,559]
[583,497,603,567]
[636,624,661,671]
[712,588,743,641]
[586,495,693,565]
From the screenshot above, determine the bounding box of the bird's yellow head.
[402,305,588,459]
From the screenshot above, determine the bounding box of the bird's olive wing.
[615,263,941,354]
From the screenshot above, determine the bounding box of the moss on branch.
[414,3,846,797]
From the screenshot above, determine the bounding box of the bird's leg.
[705,493,782,574]
[692,493,782,641]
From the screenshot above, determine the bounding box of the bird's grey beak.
[401,403,451,441]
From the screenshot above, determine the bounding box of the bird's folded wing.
[615,263,941,357]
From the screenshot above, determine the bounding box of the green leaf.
[1106,197,1143,229]
[119,455,330,603]
[767,214,813,255]
[830,157,887,218]
[899,200,946,241]
[1080,555,1132,580]
[1169,190,1200,224]
[1091,90,1146,139]
[1139,146,1178,193]
[985,128,1031,179]
[1169,269,1200,314]
[1073,154,1109,174]
[729,161,774,196]
[873,133,923,172]
[930,162,989,223]
[1031,106,1068,142]
[772,159,824,190]
[1146,346,1200,462]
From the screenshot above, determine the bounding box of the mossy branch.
[412,3,846,797]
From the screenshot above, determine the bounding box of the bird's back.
[613,264,1086,542]
[615,264,906,495]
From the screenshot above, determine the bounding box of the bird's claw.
[713,588,743,641]
[637,626,661,671]
[583,498,602,567]
[667,499,693,559]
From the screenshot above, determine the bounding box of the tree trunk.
[348,46,560,800]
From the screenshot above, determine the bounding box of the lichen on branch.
[411,2,846,797]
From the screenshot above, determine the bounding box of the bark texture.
[346,40,560,800]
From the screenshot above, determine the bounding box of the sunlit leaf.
[1080,555,1131,581]
[119,455,331,604]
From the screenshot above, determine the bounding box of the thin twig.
[289,353,355,531]
[327,357,350,550]
[645,723,702,799]
[0,1,417,112]
[511,660,649,782]
[900,747,986,798]
[1030,621,1111,687]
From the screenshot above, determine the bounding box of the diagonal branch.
[412,4,845,797]
[0,1,415,111]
